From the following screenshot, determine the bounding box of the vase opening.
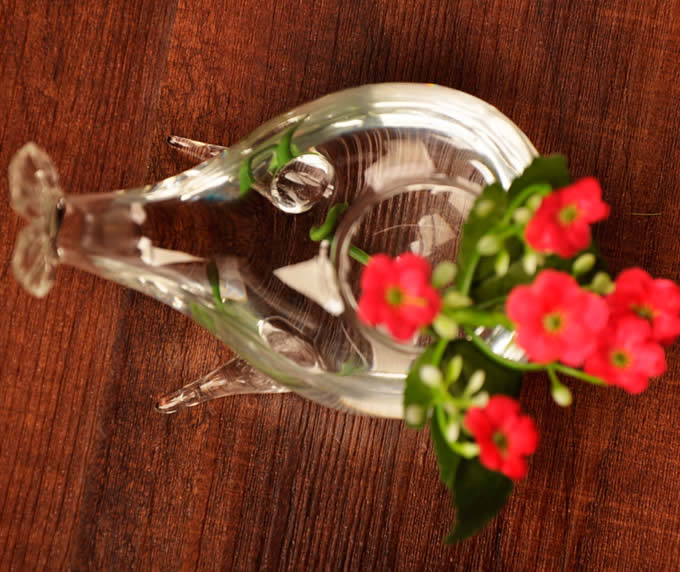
[333,177,478,351]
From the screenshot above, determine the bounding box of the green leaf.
[206,260,225,311]
[430,406,461,489]
[423,341,520,543]
[471,259,533,302]
[338,358,365,376]
[456,155,571,295]
[471,241,608,302]
[446,339,522,398]
[403,346,437,428]
[239,158,254,196]
[456,183,508,287]
[507,154,570,200]
[269,119,304,173]
[189,302,216,334]
[446,459,513,542]
[473,236,524,284]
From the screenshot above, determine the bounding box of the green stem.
[474,296,507,310]
[465,326,608,386]
[495,224,523,241]
[270,119,306,172]
[434,405,475,455]
[239,144,277,196]
[309,203,349,241]
[275,124,298,167]
[464,327,543,372]
[349,245,371,265]
[447,308,513,330]
[458,225,521,296]
[459,250,481,296]
[547,365,561,389]
[431,338,449,366]
[458,181,547,293]
[465,325,607,387]
[499,184,551,226]
[309,203,371,264]
[547,365,573,406]
[553,364,607,386]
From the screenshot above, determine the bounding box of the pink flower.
[525,177,610,258]
[464,396,538,480]
[607,268,680,346]
[507,270,609,366]
[584,316,667,394]
[357,253,441,341]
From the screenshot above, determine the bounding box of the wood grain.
[2,0,680,569]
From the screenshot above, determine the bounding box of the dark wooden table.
[2,1,680,569]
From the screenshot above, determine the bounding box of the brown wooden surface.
[2,1,680,570]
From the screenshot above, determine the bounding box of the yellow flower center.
[386,286,403,306]
[543,312,565,334]
[558,204,580,225]
[611,349,631,369]
[632,303,656,320]
[493,431,508,455]
[385,286,426,308]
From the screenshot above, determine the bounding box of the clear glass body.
[9,83,536,418]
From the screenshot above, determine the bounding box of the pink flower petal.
[525,179,609,257]
[356,253,440,342]
[615,370,650,394]
[385,313,417,341]
[507,417,539,455]
[653,313,680,345]
[465,396,537,481]
[500,456,528,480]
[484,396,520,426]
[464,408,492,439]
[651,279,680,312]
[633,342,667,377]
[615,315,652,346]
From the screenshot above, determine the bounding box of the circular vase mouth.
[333,176,479,354]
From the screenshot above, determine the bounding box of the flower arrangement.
[353,156,680,541]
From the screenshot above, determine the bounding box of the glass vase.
[9,83,536,417]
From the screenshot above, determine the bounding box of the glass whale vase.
[9,83,536,418]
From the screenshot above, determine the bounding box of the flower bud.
[469,391,490,407]
[591,272,615,295]
[478,235,501,256]
[456,442,480,458]
[443,290,472,309]
[494,250,510,277]
[445,355,464,384]
[465,369,486,396]
[475,199,495,217]
[419,364,443,387]
[551,384,573,407]
[527,194,544,211]
[522,251,539,275]
[432,261,457,288]
[405,404,425,425]
[512,207,533,225]
[443,402,459,416]
[445,422,460,443]
[433,314,459,340]
[573,253,596,275]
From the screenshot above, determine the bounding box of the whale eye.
[269,152,335,213]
